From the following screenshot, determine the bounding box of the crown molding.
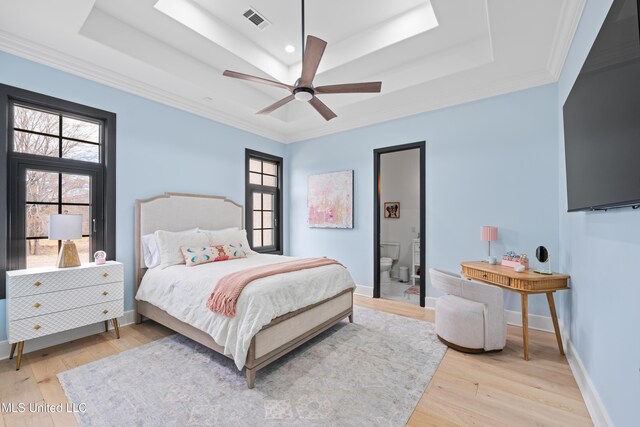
[546,0,586,80]
[283,70,556,143]
[0,30,285,143]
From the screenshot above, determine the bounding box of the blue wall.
[286,84,560,315]
[2,5,637,422]
[557,0,639,425]
[0,51,285,342]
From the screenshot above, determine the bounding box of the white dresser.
[6,261,124,370]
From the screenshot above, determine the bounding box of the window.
[23,169,93,268]
[0,84,116,299]
[245,149,283,254]
[13,105,101,162]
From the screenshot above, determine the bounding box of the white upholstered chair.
[429,268,507,352]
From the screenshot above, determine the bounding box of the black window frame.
[245,149,283,254]
[0,84,116,299]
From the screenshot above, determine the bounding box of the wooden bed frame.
[135,193,353,388]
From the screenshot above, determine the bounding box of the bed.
[134,193,355,388]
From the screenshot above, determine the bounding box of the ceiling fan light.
[294,91,313,102]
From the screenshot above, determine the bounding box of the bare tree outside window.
[13,105,99,267]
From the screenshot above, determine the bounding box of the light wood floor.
[0,296,593,427]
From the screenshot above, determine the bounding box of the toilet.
[380,241,400,283]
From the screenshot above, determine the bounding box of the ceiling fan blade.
[223,70,293,92]
[300,36,327,87]
[257,95,295,115]
[315,82,382,94]
[308,96,337,121]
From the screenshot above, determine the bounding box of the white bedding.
[135,254,355,369]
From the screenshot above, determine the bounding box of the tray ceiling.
[0,0,585,143]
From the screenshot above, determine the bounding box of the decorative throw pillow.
[181,246,217,266]
[211,243,250,261]
[203,229,256,254]
[180,244,249,266]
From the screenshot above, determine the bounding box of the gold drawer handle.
[34,325,41,330]
[103,309,109,314]
[33,303,41,308]
[34,281,42,287]
[103,272,109,278]
[102,291,109,296]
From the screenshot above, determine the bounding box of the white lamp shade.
[49,214,83,240]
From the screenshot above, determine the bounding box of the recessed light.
[284,44,295,53]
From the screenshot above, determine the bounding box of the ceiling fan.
[223,0,382,121]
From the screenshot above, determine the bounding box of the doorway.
[374,142,426,307]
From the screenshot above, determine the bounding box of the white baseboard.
[561,324,614,427]
[354,285,372,297]
[504,309,554,333]
[0,310,136,361]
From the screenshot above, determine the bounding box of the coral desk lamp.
[49,214,82,268]
[481,226,498,263]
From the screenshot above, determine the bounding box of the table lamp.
[481,226,498,264]
[49,214,82,268]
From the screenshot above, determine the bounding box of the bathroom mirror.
[534,246,552,275]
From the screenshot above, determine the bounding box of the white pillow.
[142,228,198,269]
[155,229,209,269]
[141,233,160,268]
[202,229,256,254]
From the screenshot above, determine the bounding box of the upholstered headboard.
[135,193,243,287]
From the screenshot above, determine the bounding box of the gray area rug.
[58,306,446,426]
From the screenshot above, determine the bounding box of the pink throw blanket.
[206,257,343,317]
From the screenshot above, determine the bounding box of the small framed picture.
[384,202,400,218]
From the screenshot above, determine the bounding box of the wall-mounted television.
[563,0,640,211]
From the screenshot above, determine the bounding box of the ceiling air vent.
[242,7,271,31]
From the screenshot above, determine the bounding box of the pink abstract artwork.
[308,170,354,228]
